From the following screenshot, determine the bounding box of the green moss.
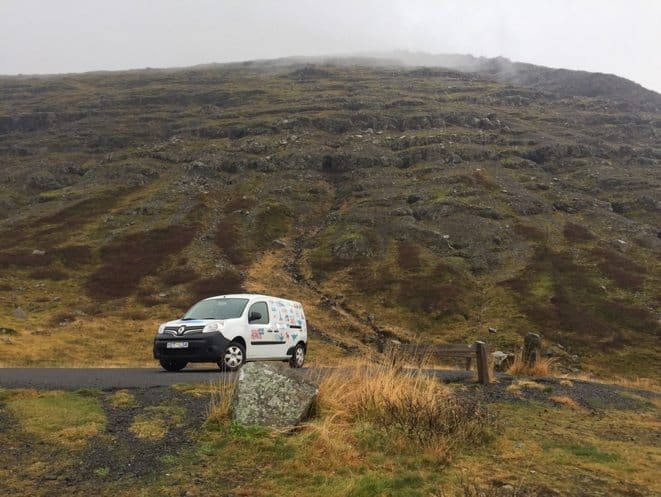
[560,444,619,463]
[7,391,106,446]
[251,201,293,249]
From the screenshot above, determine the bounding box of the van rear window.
[183,298,248,320]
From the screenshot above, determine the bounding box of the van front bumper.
[153,331,230,362]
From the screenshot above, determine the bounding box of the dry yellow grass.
[129,405,185,440]
[564,372,661,393]
[206,377,237,425]
[311,356,495,459]
[109,390,138,408]
[506,379,548,395]
[549,395,583,410]
[506,352,557,376]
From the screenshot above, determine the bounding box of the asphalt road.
[0,367,477,390]
[0,367,237,390]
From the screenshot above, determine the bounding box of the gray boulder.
[231,362,318,428]
[491,351,515,372]
[12,307,27,320]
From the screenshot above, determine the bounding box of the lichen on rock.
[231,362,318,428]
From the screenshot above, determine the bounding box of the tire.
[289,343,306,368]
[218,341,246,372]
[159,359,187,372]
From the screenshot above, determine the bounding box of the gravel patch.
[77,387,210,481]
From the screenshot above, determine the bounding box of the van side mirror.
[248,311,262,322]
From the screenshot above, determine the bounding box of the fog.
[1,0,660,92]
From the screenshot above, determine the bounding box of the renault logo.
[178,326,186,335]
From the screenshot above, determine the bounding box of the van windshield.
[182,298,248,320]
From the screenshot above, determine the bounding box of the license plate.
[167,341,189,349]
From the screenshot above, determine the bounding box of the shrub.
[28,268,69,281]
[513,223,547,241]
[0,251,54,268]
[55,245,93,268]
[591,247,647,290]
[48,311,77,326]
[563,222,595,243]
[251,202,293,250]
[505,247,658,346]
[35,192,128,231]
[215,216,249,265]
[190,270,245,301]
[223,195,256,213]
[120,309,149,320]
[396,241,421,272]
[161,267,199,286]
[86,225,197,300]
[397,262,476,319]
[317,359,496,456]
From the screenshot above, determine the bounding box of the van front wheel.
[289,343,305,368]
[219,341,246,372]
[160,359,187,372]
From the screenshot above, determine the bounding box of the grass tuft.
[506,353,557,377]
[314,358,496,458]
[207,377,237,427]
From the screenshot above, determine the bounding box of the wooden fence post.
[523,332,542,368]
[474,341,492,385]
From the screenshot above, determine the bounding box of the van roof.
[203,293,301,305]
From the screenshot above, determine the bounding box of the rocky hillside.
[0,58,659,375]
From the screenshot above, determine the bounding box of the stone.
[12,307,27,320]
[31,249,46,256]
[491,351,515,371]
[231,362,318,428]
[488,327,498,334]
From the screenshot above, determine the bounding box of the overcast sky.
[1,0,660,92]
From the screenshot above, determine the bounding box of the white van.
[153,294,308,372]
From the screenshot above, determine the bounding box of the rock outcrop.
[231,362,318,428]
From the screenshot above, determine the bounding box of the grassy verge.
[0,359,659,496]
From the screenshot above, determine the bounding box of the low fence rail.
[377,339,493,385]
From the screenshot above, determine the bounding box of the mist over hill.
[0,55,659,375]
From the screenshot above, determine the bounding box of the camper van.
[153,294,307,372]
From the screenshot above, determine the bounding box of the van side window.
[248,302,269,324]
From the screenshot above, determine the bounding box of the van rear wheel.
[289,343,305,368]
[159,359,187,372]
[219,341,246,372]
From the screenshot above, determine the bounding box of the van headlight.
[158,324,166,334]
[203,322,223,333]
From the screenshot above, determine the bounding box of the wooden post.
[387,339,401,368]
[376,337,385,354]
[523,332,542,368]
[474,341,492,385]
